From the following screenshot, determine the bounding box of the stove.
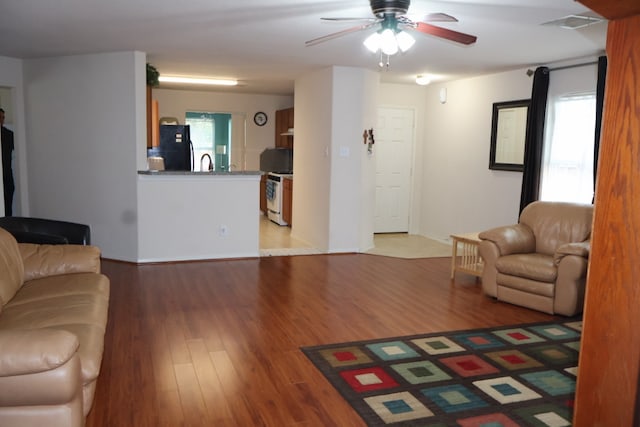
[266,173,293,225]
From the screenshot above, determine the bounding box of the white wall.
[152,89,293,170]
[329,67,378,253]
[23,51,146,261]
[137,174,260,262]
[419,68,533,242]
[0,56,28,217]
[293,66,378,253]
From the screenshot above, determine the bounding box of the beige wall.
[420,69,533,241]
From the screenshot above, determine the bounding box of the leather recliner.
[478,201,593,316]
[0,216,91,245]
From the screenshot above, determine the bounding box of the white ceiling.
[0,0,606,95]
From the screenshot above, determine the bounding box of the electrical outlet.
[218,225,229,237]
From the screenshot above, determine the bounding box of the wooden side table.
[450,232,484,279]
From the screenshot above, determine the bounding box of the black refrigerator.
[147,125,193,171]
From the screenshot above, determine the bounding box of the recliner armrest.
[478,223,535,256]
[554,241,590,265]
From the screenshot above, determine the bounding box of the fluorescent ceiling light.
[158,76,238,86]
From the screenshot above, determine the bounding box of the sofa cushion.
[19,243,101,282]
[495,253,557,282]
[0,228,24,309]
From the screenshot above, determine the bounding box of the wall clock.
[254,112,268,126]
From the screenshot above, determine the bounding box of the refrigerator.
[147,125,193,171]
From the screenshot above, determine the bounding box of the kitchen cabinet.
[282,177,292,226]
[146,86,159,148]
[260,174,267,213]
[275,107,294,149]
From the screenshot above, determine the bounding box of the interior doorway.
[0,86,16,217]
[374,107,414,233]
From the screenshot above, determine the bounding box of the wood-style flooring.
[86,254,555,427]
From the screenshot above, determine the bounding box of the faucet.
[200,153,213,171]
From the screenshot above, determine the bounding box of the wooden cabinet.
[260,174,267,213]
[275,107,294,149]
[146,86,159,148]
[282,177,292,226]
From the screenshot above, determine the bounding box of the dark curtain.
[593,55,607,203]
[519,66,550,213]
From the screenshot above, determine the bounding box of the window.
[540,92,596,204]
[185,111,233,172]
[186,112,216,171]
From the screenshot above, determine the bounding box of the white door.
[374,108,414,233]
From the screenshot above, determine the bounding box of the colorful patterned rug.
[302,320,581,426]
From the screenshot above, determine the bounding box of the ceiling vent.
[542,15,604,30]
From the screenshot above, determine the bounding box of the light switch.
[339,147,350,157]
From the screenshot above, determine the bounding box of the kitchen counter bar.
[137,170,262,262]
[138,170,264,176]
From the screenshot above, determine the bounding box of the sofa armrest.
[478,223,535,256]
[0,329,84,416]
[0,329,79,377]
[19,243,101,282]
[554,241,590,264]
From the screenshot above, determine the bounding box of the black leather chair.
[0,217,91,245]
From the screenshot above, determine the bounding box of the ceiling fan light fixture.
[363,32,382,53]
[396,30,415,52]
[380,28,399,55]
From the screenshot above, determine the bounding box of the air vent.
[542,14,603,30]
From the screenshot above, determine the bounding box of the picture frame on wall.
[489,99,530,172]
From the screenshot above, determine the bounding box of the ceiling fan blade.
[422,13,458,22]
[415,22,477,45]
[321,17,378,22]
[305,22,378,47]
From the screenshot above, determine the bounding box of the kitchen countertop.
[138,170,264,176]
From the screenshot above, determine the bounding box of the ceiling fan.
[306,0,477,59]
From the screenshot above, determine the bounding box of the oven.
[266,172,292,225]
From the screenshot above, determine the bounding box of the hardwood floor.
[86,254,555,427]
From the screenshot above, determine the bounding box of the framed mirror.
[489,99,530,171]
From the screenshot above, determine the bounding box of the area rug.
[302,320,581,426]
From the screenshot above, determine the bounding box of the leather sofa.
[0,216,91,245]
[478,201,593,316]
[0,227,109,427]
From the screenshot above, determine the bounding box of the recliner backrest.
[0,217,91,245]
[519,201,593,256]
